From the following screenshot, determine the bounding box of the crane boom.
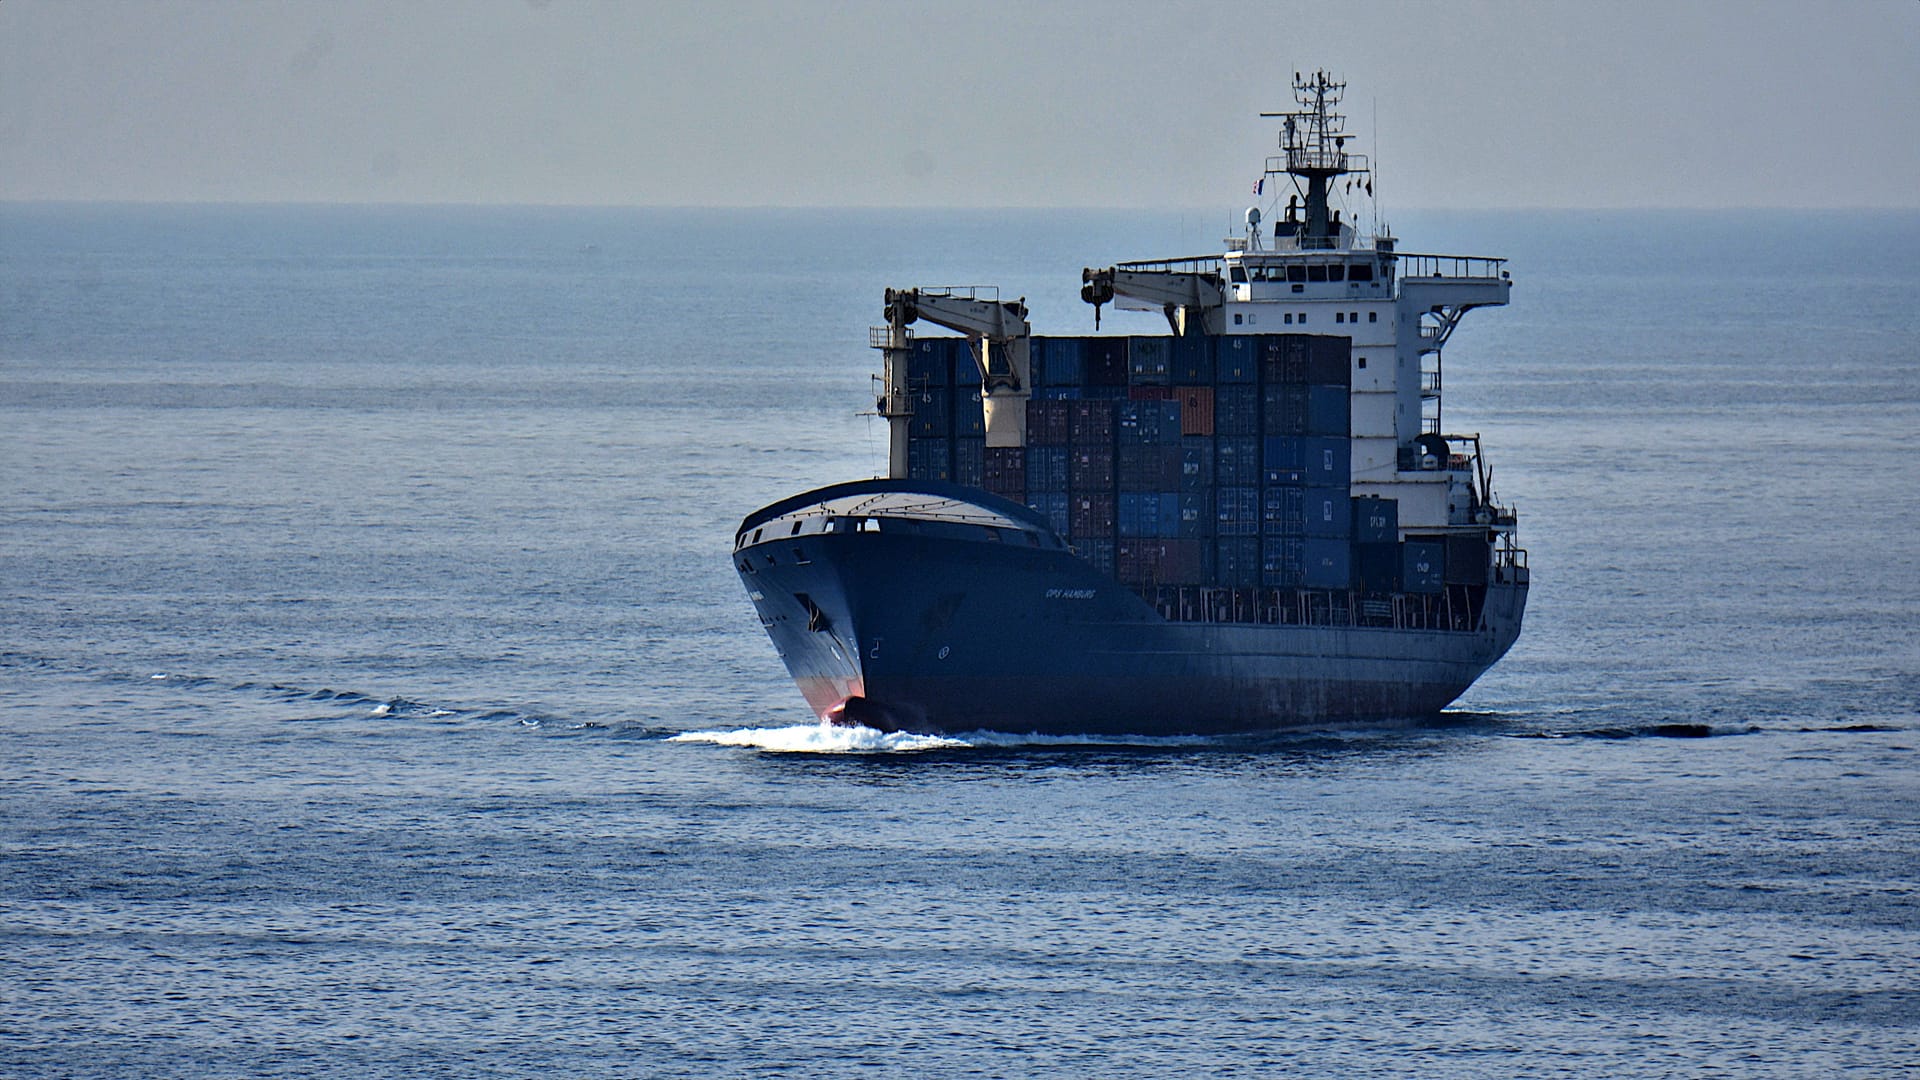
[874,288,1032,478]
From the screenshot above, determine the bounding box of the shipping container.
[1126,385,1174,401]
[1215,486,1260,536]
[1068,400,1115,448]
[1027,491,1070,537]
[1215,335,1258,383]
[1116,444,1158,492]
[1303,436,1350,486]
[1216,536,1261,588]
[1262,335,1311,385]
[908,386,950,438]
[1161,538,1212,583]
[1307,336,1352,386]
[1352,496,1398,543]
[1302,487,1353,538]
[1177,386,1215,436]
[908,337,957,387]
[1128,337,1171,384]
[1117,400,1180,445]
[1033,336,1083,387]
[1352,541,1402,593]
[1215,383,1259,436]
[1178,490,1212,537]
[1261,485,1305,534]
[983,445,1025,492]
[1263,384,1307,436]
[1027,445,1069,493]
[1179,438,1213,490]
[1069,491,1116,537]
[1036,386,1084,401]
[1215,436,1260,486]
[1302,536,1353,589]
[1261,535,1305,587]
[1403,539,1445,593]
[1026,399,1070,446]
[955,386,987,438]
[1262,435,1306,486]
[1078,537,1116,577]
[1445,532,1492,585]
[953,437,985,487]
[1069,447,1115,491]
[1306,384,1350,436]
[907,437,951,482]
[1085,338,1129,386]
[1172,335,1213,383]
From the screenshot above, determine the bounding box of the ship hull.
[736,484,1526,737]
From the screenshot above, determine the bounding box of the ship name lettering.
[1046,588,1097,600]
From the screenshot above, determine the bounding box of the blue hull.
[735,480,1527,737]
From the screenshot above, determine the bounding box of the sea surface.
[2,204,1917,1077]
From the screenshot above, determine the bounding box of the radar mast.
[1261,69,1370,250]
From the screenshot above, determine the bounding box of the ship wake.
[667,721,969,754]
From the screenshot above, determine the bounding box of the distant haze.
[3,0,1916,209]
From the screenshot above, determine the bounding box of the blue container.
[1128,337,1171,384]
[1173,335,1213,383]
[1263,384,1307,436]
[1179,491,1212,537]
[908,337,957,387]
[1215,486,1260,536]
[908,437,951,481]
[1404,540,1445,593]
[1216,536,1261,588]
[953,437,985,488]
[1179,438,1213,490]
[1078,537,1116,576]
[1261,485,1304,534]
[1262,436,1306,486]
[1215,336,1257,383]
[1027,491,1070,536]
[1069,446,1115,491]
[1035,337,1083,387]
[1302,487,1353,538]
[1353,541,1401,592]
[1036,386,1083,401]
[909,386,950,438]
[954,386,987,437]
[1303,436,1349,486]
[1352,496,1398,543]
[1215,436,1260,486]
[1261,535,1304,587]
[1215,384,1259,435]
[1302,536,1352,589]
[1306,385,1349,436]
[1028,445,1070,492]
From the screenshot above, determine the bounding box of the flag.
[1253,177,1264,196]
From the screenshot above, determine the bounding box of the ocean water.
[2,204,1917,1077]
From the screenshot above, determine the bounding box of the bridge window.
[1327,264,1345,281]
[1349,263,1374,282]
[1307,265,1328,283]
[1287,266,1307,283]
[1229,265,1248,283]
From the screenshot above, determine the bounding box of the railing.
[1113,256,1225,276]
[913,285,1000,302]
[1421,369,1442,395]
[1393,253,1507,280]
[869,326,913,349]
[1144,585,1487,633]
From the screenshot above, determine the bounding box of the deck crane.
[873,287,1032,480]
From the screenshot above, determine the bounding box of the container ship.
[733,72,1528,736]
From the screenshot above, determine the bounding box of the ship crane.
[1080,264,1225,336]
[873,287,1032,479]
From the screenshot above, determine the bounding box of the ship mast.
[1261,69,1369,250]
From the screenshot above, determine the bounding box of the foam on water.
[668,720,970,753]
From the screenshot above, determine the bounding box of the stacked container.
[904,332,1432,599]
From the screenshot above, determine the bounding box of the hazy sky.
[3,0,1916,209]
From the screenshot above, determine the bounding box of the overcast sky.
[3,0,1916,209]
